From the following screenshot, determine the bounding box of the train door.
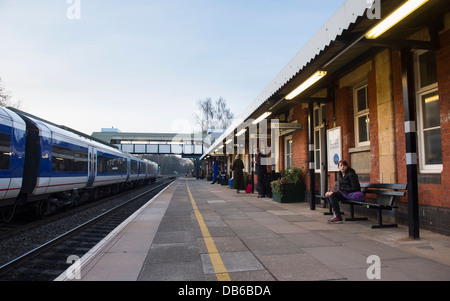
[86,146,96,187]
[0,123,13,200]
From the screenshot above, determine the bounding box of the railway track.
[0,180,166,241]
[0,177,176,281]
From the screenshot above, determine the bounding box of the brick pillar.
[375,49,397,183]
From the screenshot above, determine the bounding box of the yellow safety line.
[186,181,231,281]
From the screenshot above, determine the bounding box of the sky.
[0,0,346,135]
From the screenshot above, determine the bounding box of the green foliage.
[281,167,305,186]
[271,167,305,199]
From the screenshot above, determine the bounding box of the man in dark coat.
[255,148,267,198]
[232,155,245,193]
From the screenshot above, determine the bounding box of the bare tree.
[0,78,11,107]
[0,78,23,109]
[195,97,214,133]
[195,97,234,133]
[215,97,234,129]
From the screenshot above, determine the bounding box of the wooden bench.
[343,183,407,228]
[318,182,407,229]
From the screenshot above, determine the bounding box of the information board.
[327,127,341,172]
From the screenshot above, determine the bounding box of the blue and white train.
[0,107,159,221]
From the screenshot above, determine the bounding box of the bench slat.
[360,183,407,190]
[362,189,405,197]
[342,200,398,209]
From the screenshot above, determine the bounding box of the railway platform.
[56,178,450,282]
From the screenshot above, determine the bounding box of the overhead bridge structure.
[91,130,217,178]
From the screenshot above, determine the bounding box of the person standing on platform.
[255,148,267,198]
[211,159,220,184]
[232,155,245,193]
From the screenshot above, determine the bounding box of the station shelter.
[201,0,450,238]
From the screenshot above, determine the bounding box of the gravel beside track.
[0,178,175,277]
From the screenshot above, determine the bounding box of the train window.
[52,145,88,173]
[111,158,127,173]
[131,160,138,173]
[0,132,10,170]
[97,154,127,173]
[97,155,106,173]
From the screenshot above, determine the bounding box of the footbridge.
[91,129,222,178]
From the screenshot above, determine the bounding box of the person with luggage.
[232,155,245,193]
[255,148,267,198]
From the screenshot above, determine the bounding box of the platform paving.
[60,178,450,282]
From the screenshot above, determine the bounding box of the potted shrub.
[271,167,305,203]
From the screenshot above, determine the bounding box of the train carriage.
[94,145,129,188]
[0,107,26,207]
[12,113,89,198]
[0,107,160,220]
[148,160,159,181]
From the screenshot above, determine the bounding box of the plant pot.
[272,183,305,203]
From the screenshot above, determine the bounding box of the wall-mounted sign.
[327,127,341,172]
[278,122,303,136]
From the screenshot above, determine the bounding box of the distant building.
[101,127,121,133]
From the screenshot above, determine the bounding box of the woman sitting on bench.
[325,160,365,224]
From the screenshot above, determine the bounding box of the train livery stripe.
[186,180,230,281]
[35,177,127,188]
[0,188,20,192]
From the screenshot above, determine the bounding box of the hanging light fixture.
[365,0,429,39]
[285,71,327,100]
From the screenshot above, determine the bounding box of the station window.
[285,136,292,170]
[353,83,370,147]
[313,104,326,172]
[415,50,442,173]
[0,132,10,170]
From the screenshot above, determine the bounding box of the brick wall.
[273,27,450,234]
[391,50,407,186]
[436,29,450,209]
[292,105,309,168]
[368,61,380,183]
[334,86,354,160]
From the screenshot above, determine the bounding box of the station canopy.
[201,0,447,159]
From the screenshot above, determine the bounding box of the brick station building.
[202,0,450,237]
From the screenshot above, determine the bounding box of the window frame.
[0,132,11,171]
[353,82,370,147]
[284,135,292,170]
[313,104,326,173]
[52,143,88,173]
[414,50,442,173]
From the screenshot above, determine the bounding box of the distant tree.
[142,154,193,175]
[215,97,234,129]
[195,97,234,133]
[0,78,23,109]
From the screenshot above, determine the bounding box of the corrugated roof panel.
[201,0,370,158]
[267,0,369,100]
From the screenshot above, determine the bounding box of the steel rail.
[0,178,175,275]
